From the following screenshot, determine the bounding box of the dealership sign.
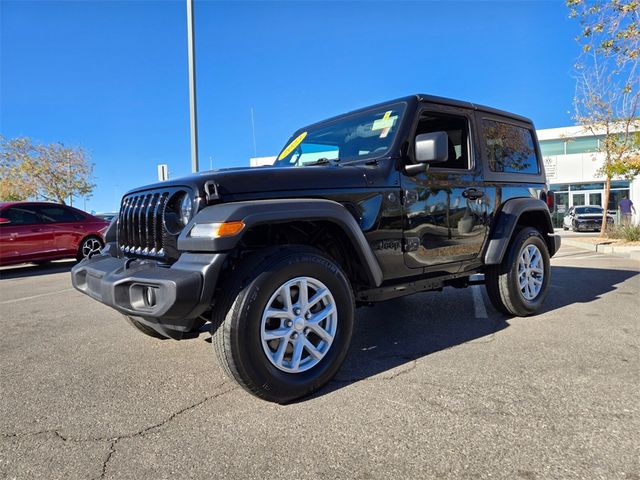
[543,156,557,179]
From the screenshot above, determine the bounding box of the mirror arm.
[404,162,429,176]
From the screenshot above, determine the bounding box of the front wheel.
[485,227,551,317]
[211,246,355,403]
[123,315,206,339]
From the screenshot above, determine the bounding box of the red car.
[0,202,110,266]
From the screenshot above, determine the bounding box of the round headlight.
[179,193,193,226]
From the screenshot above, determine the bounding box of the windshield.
[273,103,406,167]
[575,206,603,214]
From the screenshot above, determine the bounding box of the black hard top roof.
[302,94,533,130]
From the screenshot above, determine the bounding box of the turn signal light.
[189,221,245,238]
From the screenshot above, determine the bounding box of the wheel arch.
[178,199,383,287]
[484,198,559,265]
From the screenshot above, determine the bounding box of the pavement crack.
[1,429,62,440]
[93,384,237,479]
[2,384,238,480]
[120,385,236,440]
[97,440,117,480]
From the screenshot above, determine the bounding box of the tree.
[0,137,38,201]
[0,136,95,205]
[567,0,640,236]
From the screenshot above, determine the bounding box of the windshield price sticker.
[372,111,397,138]
[372,111,397,132]
[278,132,308,160]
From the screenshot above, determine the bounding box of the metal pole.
[186,0,199,172]
[250,107,257,158]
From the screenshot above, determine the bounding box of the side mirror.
[406,131,449,175]
[0,217,10,225]
[416,131,449,163]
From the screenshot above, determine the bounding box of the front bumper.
[71,248,227,338]
[575,222,608,231]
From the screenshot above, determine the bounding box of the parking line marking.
[0,288,75,305]
[471,285,488,319]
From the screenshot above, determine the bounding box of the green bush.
[608,224,640,242]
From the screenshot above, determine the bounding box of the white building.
[249,156,277,167]
[538,125,639,225]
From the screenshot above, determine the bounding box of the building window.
[609,190,631,211]
[540,140,565,156]
[565,136,599,154]
[611,180,631,189]
[483,120,539,174]
[570,182,604,191]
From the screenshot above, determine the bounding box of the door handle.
[31,227,43,232]
[462,188,484,200]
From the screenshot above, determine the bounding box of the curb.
[561,237,640,260]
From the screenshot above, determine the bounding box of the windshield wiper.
[303,157,340,166]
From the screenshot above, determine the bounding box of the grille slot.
[117,189,181,259]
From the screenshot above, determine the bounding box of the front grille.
[117,189,176,259]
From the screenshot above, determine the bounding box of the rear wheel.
[485,227,551,317]
[77,236,103,261]
[210,246,355,403]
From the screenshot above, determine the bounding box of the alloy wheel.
[260,276,337,373]
[517,244,544,301]
[82,238,102,259]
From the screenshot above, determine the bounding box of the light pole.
[186,0,199,172]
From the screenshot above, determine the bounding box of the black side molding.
[484,198,559,265]
[178,198,384,287]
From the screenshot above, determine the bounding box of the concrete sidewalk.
[557,230,640,260]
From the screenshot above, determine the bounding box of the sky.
[1,0,581,213]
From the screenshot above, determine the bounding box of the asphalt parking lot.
[1,243,638,480]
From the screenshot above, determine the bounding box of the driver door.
[401,106,490,269]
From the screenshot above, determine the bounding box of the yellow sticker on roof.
[278,131,308,160]
[372,111,397,131]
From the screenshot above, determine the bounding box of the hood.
[126,164,370,198]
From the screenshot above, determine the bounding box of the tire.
[210,246,355,404]
[123,315,207,339]
[562,225,568,231]
[485,227,551,317]
[123,315,167,339]
[77,236,104,261]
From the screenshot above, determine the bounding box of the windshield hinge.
[204,181,219,202]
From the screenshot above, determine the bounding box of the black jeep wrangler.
[72,94,560,403]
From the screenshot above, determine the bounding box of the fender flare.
[177,198,383,287]
[484,198,558,265]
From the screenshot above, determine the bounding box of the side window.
[483,119,539,174]
[415,112,470,169]
[38,206,83,223]
[2,206,42,225]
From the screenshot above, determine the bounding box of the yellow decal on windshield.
[372,111,397,131]
[278,132,308,160]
